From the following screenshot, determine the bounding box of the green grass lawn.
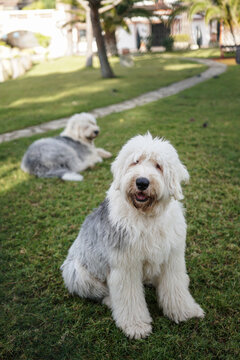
[0,64,239,359]
[170,48,221,58]
[0,54,207,134]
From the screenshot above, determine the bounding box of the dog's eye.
[156,164,162,171]
[130,160,139,166]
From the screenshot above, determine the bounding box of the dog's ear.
[61,117,79,140]
[164,159,189,200]
[111,158,121,190]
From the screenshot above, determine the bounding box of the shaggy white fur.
[21,112,112,180]
[61,133,204,339]
[60,113,112,167]
[61,113,99,143]
[61,172,83,182]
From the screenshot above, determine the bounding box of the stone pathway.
[0,58,227,144]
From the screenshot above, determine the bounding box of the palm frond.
[204,5,222,23]
[167,5,189,26]
[189,2,210,18]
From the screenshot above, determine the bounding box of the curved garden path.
[0,58,227,144]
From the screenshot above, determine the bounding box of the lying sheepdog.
[21,113,112,181]
[61,133,204,338]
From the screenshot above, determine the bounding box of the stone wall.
[0,46,32,82]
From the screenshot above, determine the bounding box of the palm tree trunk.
[228,21,237,47]
[86,7,93,67]
[219,20,224,58]
[225,4,237,47]
[105,30,118,56]
[89,4,115,78]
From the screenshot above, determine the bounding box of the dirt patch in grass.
[212,57,237,65]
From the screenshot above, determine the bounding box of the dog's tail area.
[47,170,83,181]
[21,154,83,181]
[44,169,83,181]
[60,258,108,300]
[60,258,78,295]
[21,155,30,173]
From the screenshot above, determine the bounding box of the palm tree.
[189,0,240,46]
[170,0,240,48]
[101,0,152,56]
[64,0,117,77]
[88,0,116,77]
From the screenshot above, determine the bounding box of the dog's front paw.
[96,157,103,164]
[167,302,205,323]
[120,321,152,339]
[104,151,112,159]
[102,296,112,309]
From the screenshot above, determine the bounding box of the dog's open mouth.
[86,135,97,140]
[135,192,148,202]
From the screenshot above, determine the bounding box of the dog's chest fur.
[109,195,185,282]
[128,222,172,280]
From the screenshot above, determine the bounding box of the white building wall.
[191,17,211,47]
[116,22,150,53]
[0,9,70,58]
[116,24,137,52]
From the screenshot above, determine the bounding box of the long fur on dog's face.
[61,113,100,143]
[111,133,189,212]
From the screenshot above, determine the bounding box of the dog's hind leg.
[61,259,108,300]
[61,172,83,181]
[45,169,83,181]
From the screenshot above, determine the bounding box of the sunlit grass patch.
[163,63,203,71]
[0,54,206,134]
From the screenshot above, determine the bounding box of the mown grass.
[0,64,239,359]
[0,54,206,134]
[170,48,221,58]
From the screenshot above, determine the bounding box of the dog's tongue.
[136,192,147,201]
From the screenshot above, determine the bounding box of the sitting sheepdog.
[21,113,112,181]
[61,133,204,339]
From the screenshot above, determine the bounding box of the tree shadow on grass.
[0,57,205,134]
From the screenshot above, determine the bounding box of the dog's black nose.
[136,177,150,190]
[94,130,99,135]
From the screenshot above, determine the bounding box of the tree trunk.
[228,21,237,47]
[90,4,115,78]
[219,20,224,58]
[225,4,237,47]
[86,7,93,67]
[105,30,118,56]
[62,3,73,56]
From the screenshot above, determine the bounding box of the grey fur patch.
[61,199,128,283]
[55,136,90,161]
[21,136,91,179]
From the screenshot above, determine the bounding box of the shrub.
[163,36,174,51]
[0,40,10,47]
[34,33,51,48]
[146,35,152,52]
[173,34,190,43]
